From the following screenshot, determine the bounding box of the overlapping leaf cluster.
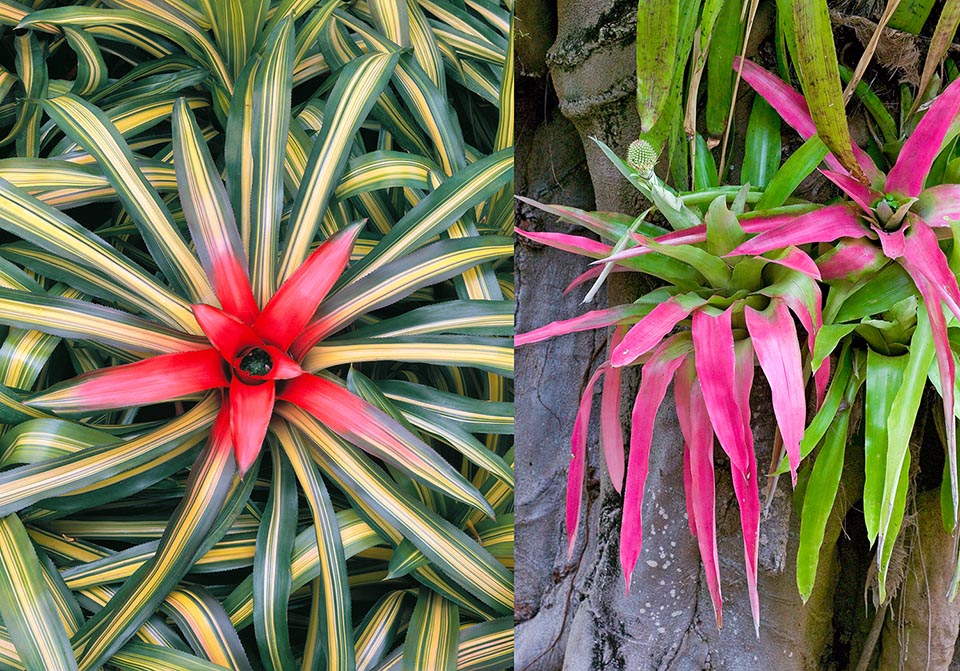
[0,1,515,670]
[519,7,960,634]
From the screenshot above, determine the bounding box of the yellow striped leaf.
[0,243,197,335]
[43,94,213,305]
[252,442,297,670]
[345,150,512,278]
[70,422,238,671]
[62,28,106,96]
[369,0,411,47]
[0,395,217,517]
[274,422,355,671]
[225,18,294,305]
[20,8,232,93]
[0,287,207,356]
[279,50,400,282]
[277,407,513,614]
[197,0,266,79]
[162,588,253,671]
[402,590,457,671]
[354,592,407,671]
[302,336,513,377]
[0,514,78,671]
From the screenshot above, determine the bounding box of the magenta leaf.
[732,338,760,636]
[682,438,696,537]
[761,273,828,405]
[745,301,805,484]
[901,217,960,321]
[886,75,960,197]
[913,272,958,528]
[914,184,960,227]
[765,247,821,280]
[675,359,723,627]
[516,229,612,258]
[728,204,868,257]
[817,238,888,281]
[611,294,705,367]
[564,265,629,295]
[567,366,606,557]
[820,169,876,213]
[516,304,649,347]
[605,215,792,265]
[733,57,882,185]
[692,307,749,472]
[601,328,626,493]
[619,339,688,588]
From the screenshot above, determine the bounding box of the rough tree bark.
[514,1,960,669]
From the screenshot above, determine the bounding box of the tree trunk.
[514,1,960,669]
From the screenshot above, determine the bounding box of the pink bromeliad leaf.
[601,328,626,493]
[564,265,630,295]
[675,358,723,627]
[817,238,888,281]
[27,349,227,413]
[254,223,361,350]
[611,294,706,367]
[728,203,868,257]
[915,184,960,227]
[762,273,829,406]
[193,304,261,360]
[229,377,275,475]
[565,365,605,556]
[886,75,960,197]
[913,272,958,525]
[604,215,795,264]
[821,169,876,213]
[692,307,749,472]
[515,304,648,347]
[619,337,689,589]
[765,247,821,280]
[900,217,960,320]
[516,229,612,258]
[682,436,696,537]
[745,301,805,484]
[733,57,882,186]
[731,338,761,636]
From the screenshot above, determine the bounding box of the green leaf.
[225,18,294,305]
[275,423,355,671]
[636,0,678,132]
[0,514,78,671]
[403,590,457,671]
[876,304,936,577]
[755,135,829,210]
[253,442,297,671]
[790,0,865,180]
[70,422,238,671]
[43,94,213,305]
[742,96,781,188]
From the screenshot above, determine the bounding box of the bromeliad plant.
[518,144,826,632]
[0,2,515,670]
[519,44,960,633]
